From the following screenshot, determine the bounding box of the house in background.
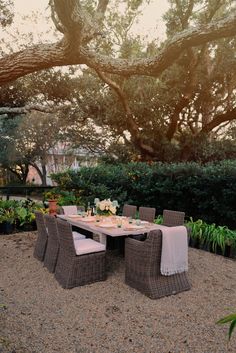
[27,143,99,185]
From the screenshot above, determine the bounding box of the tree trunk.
[21,165,29,184]
[41,164,47,186]
[30,162,47,186]
[180,144,192,161]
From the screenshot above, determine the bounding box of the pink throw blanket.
[160,225,188,276]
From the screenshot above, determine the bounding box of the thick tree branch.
[49,0,66,34]
[0,40,84,86]
[53,0,82,32]
[0,104,75,115]
[30,161,43,180]
[82,12,236,76]
[96,70,156,156]
[165,3,223,141]
[201,107,236,133]
[96,70,131,114]
[166,45,200,141]
[96,0,109,20]
[175,0,194,29]
[0,11,236,86]
[53,0,104,45]
[166,96,191,140]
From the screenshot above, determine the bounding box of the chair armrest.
[125,237,151,256]
[125,236,154,269]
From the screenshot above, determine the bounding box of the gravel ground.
[0,232,236,353]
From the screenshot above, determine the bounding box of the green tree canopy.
[0,0,235,163]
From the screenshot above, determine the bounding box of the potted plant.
[44,191,60,215]
[0,208,15,234]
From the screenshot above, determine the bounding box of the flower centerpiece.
[94,198,119,216]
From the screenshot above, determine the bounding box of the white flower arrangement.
[94,198,119,216]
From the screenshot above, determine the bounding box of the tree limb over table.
[0,0,235,86]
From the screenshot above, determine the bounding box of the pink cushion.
[72,231,86,240]
[74,238,105,255]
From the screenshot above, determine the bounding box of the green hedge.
[51,160,236,229]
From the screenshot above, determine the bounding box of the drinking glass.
[117,219,122,228]
[136,219,141,226]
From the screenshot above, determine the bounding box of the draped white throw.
[160,226,188,276]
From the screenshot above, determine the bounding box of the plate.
[124,225,145,231]
[96,223,114,228]
[79,217,95,222]
[140,221,149,225]
[68,215,81,218]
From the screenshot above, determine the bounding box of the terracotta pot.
[48,200,58,216]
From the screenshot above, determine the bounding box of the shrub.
[51,160,236,228]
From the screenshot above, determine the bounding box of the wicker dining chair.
[122,204,137,218]
[139,207,156,223]
[33,211,48,261]
[55,219,106,288]
[61,205,92,238]
[125,229,191,299]
[61,205,85,215]
[163,210,185,227]
[43,215,60,273]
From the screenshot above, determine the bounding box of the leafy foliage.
[186,218,236,254]
[0,198,46,231]
[44,189,81,206]
[0,110,68,184]
[51,160,236,229]
[1,1,236,164]
[0,0,14,27]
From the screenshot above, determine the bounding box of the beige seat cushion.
[74,238,105,255]
[72,231,86,240]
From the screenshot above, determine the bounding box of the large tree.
[0,0,236,161]
[0,111,69,185]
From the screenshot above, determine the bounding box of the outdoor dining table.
[57,214,166,248]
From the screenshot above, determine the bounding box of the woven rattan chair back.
[56,218,76,256]
[77,205,85,213]
[61,205,78,215]
[125,230,190,298]
[43,215,60,273]
[163,210,185,227]
[33,211,48,261]
[139,207,156,223]
[122,204,137,218]
[61,205,85,215]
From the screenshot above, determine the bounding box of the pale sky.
[11,0,169,43]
